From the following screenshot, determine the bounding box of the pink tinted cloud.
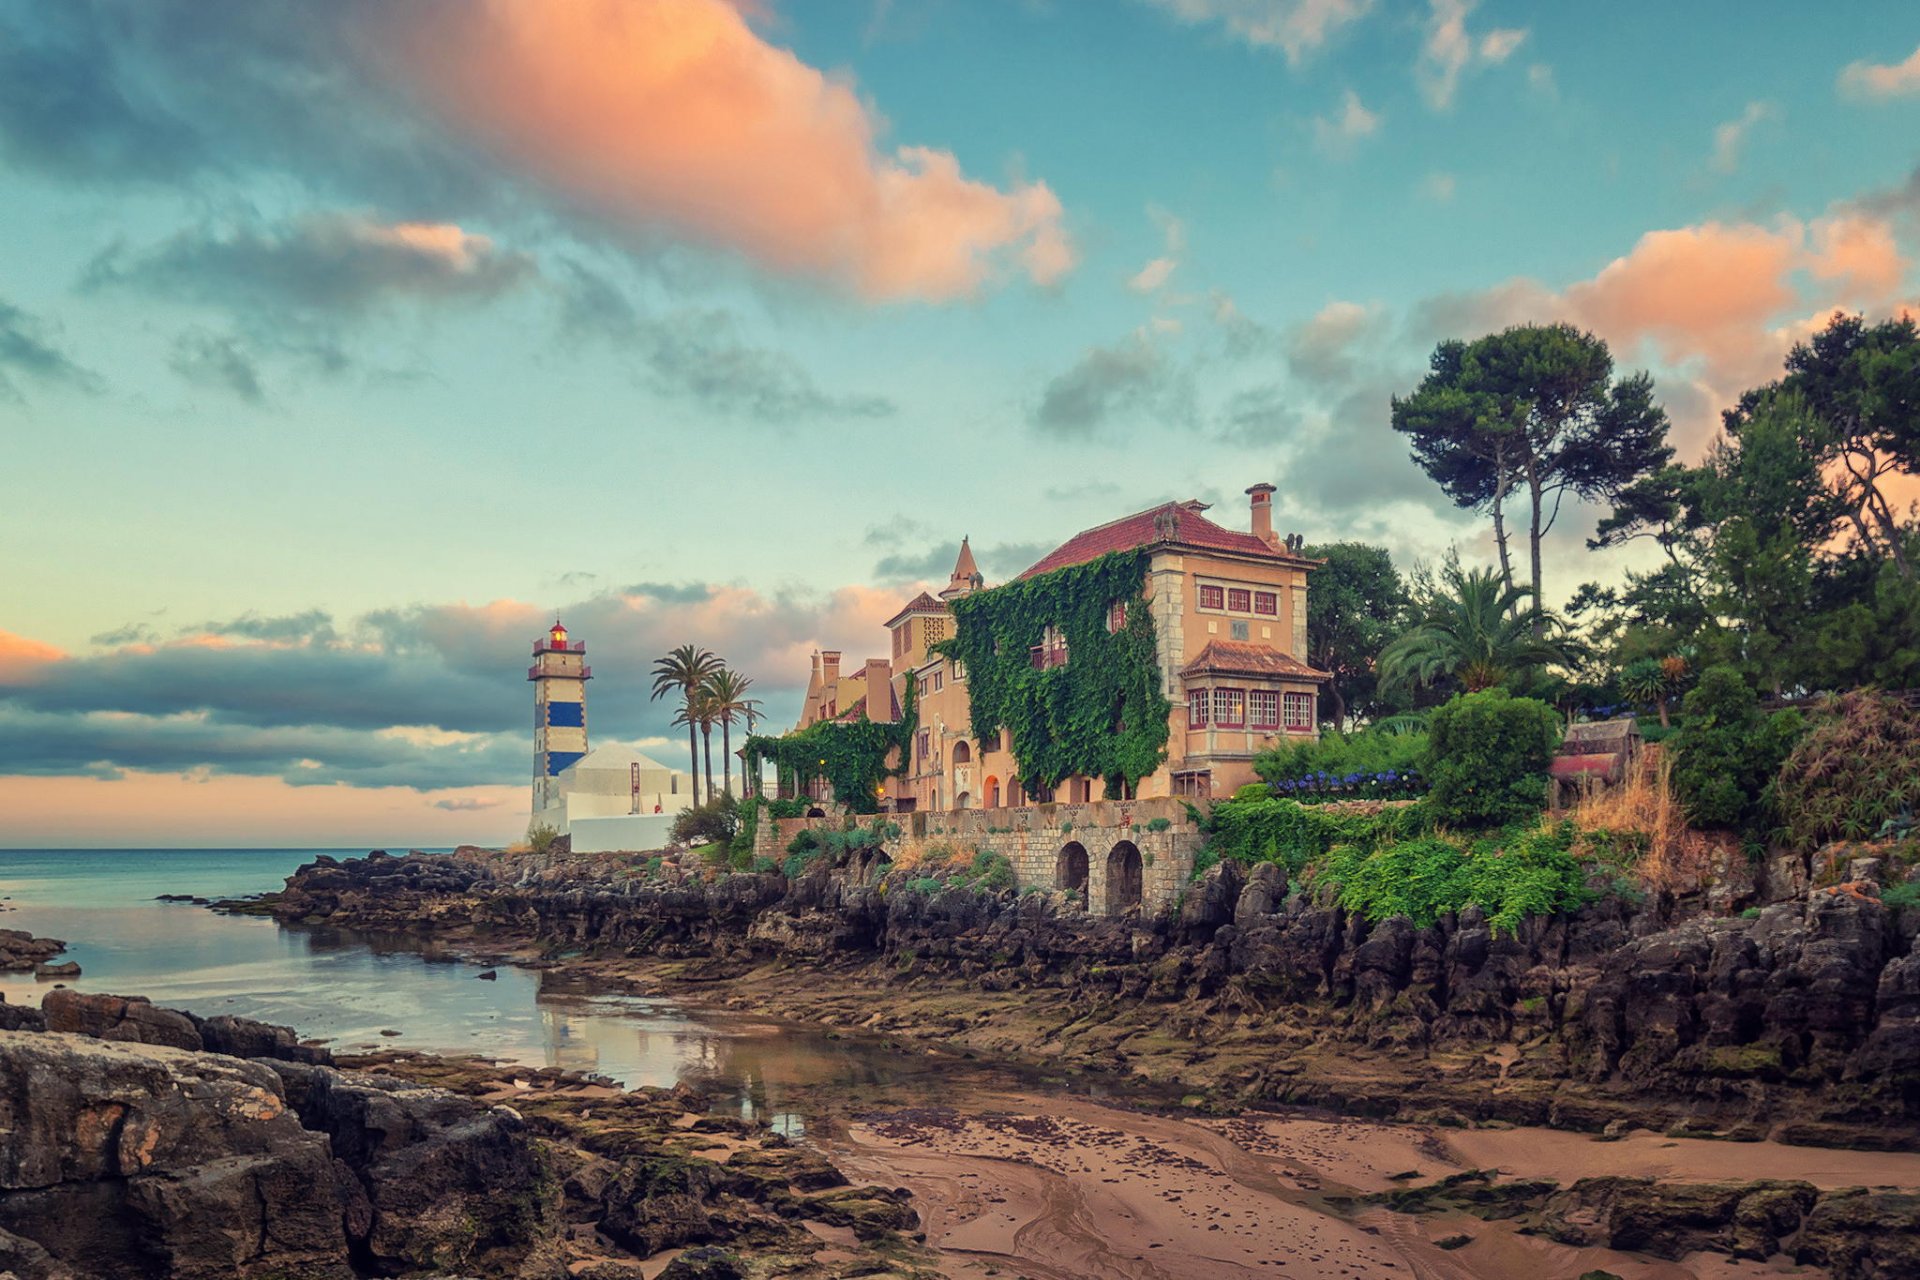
[373,0,1073,302]
[0,630,64,684]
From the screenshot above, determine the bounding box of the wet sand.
[823,1094,1920,1280]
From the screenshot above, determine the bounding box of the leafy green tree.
[1729,312,1919,579]
[1302,541,1410,726]
[1380,562,1574,694]
[1667,666,1803,834]
[651,643,723,802]
[1392,323,1673,632]
[1616,656,1682,729]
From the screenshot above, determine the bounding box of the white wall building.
[533,742,694,853]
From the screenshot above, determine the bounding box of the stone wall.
[758,796,1203,916]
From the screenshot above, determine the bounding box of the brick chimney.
[1247,482,1278,550]
[820,650,841,684]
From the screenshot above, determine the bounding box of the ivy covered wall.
[939,549,1172,793]
[741,676,917,815]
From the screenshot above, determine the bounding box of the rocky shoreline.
[0,989,933,1279]
[0,929,77,979]
[231,842,1920,1153]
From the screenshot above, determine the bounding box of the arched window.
[952,741,972,765]
[985,776,1001,808]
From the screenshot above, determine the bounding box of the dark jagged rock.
[0,931,66,974]
[247,846,1920,1147]
[39,990,330,1065]
[0,1030,355,1280]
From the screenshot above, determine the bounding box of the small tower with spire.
[940,536,984,601]
[529,619,591,814]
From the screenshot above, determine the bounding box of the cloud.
[1839,43,1920,100]
[1126,205,1185,294]
[1032,331,1192,437]
[870,539,1052,583]
[85,214,536,323]
[1285,300,1390,386]
[1421,172,1457,203]
[1312,89,1381,155]
[1140,0,1372,64]
[167,330,266,403]
[2,576,915,791]
[1418,0,1526,110]
[0,297,101,402]
[553,262,893,422]
[375,0,1073,302]
[1709,101,1776,174]
[432,796,499,811]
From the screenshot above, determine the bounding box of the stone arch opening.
[954,791,971,810]
[1056,841,1089,898]
[952,741,972,764]
[1105,841,1143,915]
[985,776,1000,808]
[805,807,826,819]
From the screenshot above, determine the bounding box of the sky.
[1,0,1917,847]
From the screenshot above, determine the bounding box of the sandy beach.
[825,1094,1920,1280]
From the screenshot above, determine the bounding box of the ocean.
[0,848,942,1122]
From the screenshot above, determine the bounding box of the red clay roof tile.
[1019,500,1288,579]
[1179,640,1328,681]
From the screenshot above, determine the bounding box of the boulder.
[38,992,201,1052]
[0,1030,355,1279]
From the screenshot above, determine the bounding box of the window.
[1283,691,1315,730]
[1198,583,1224,610]
[951,659,966,682]
[1249,689,1279,730]
[1188,687,1208,728]
[916,728,931,761]
[1107,600,1127,633]
[1254,591,1278,616]
[1230,620,1250,641]
[1227,587,1252,612]
[927,668,944,693]
[1214,687,1245,728]
[1030,624,1069,670]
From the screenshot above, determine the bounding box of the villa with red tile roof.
[793,483,1327,811]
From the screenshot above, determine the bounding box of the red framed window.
[1254,591,1278,616]
[1198,583,1224,610]
[1227,587,1252,612]
[1283,692,1315,730]
[1249,689,1279,730]
[1188,687,1208,727]
[1213,687,1245,728]
[1107,600,1127,632]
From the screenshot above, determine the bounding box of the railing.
[1029,646,1068,670]
[533,639,587,654]
[528,664,591,680]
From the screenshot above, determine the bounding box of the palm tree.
[1618,654,1689,728]
[702,667,762,799]
[1380,563,1573,694]
[652,644,722,803]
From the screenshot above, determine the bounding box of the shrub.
[1313,821,1589,935]
[672,795,739,847]
[1423,690,1559,828]
[967,849,1017,892]
[1200,797,1426,873]
[525,821,562,855]
[1771,690,1920,850]
[1668,667,1804,833]
[1885,879,1920,910]
[1256,725,1428,802]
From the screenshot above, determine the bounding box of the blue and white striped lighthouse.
[529,620,590,813]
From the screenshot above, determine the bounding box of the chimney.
[1247,483,1278,550]
[863,658,894,722]
[821,650,842,684]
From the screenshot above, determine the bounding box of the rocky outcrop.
[39,990,331,1065]
[250,846,1920,1147]
[0,931,66,974]
[1376,1169,1920,1280]
[0,996,929,1279]
[0,1030,356,1279]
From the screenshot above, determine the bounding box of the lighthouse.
[529,619,590,813]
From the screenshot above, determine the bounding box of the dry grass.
[1568,745,1718,892]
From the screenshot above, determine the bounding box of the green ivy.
[938,549,1171,794]
[742,676,917,814]
[1199,796,1426,872]
[1310,820,1590,936]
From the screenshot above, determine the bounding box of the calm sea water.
[0,849,986,1130]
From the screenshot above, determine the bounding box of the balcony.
[528,664,591,680]
[533,639,588,655]
[1029,645,1069,671]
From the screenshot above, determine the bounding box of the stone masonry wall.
[757,796,1203,916]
